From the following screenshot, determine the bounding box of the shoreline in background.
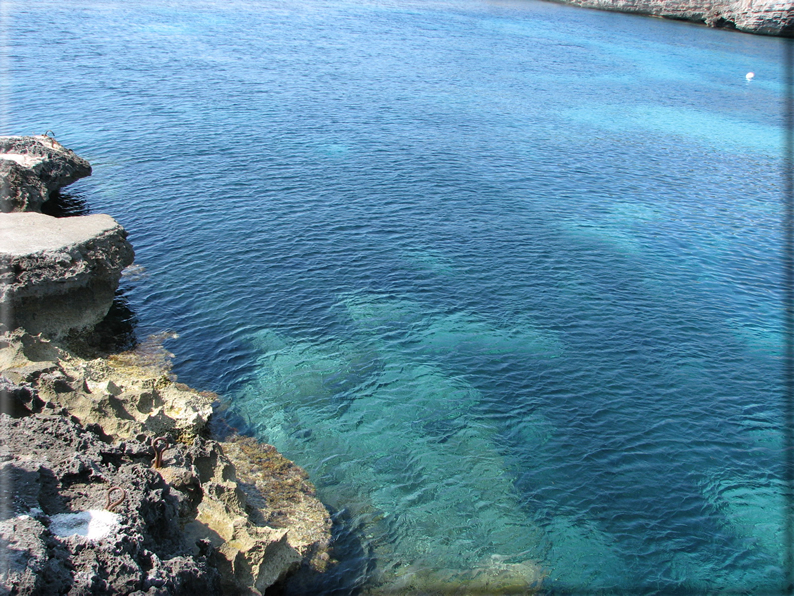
[545,0,794,37]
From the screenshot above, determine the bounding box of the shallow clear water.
[9,0,790,592]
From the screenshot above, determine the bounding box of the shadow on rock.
[62,289,138,358]
[269,503,372,596]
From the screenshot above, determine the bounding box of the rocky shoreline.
[0,137,333,595]
[548,0,794,35]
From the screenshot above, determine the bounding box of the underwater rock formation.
[0,212,134,339]
[0,135,92,213]
[549,0,794,35]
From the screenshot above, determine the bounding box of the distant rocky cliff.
[549,0,794,35]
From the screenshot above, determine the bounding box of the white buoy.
[746,72,755,80]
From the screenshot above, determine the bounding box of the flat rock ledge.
[0,135,92,213]
[549,0,794,35]
[0,331,333,595]
[0,212,135,339]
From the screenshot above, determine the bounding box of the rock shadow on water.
[40,189,91,218]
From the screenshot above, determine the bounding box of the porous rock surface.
[550,0,794,35]
[0,413,222,595]
[0,212,134,339]
[0,331,333,595]
[0,135,92,213]
[0,331,213,441]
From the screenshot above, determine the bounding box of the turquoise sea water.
[9,0,791,592]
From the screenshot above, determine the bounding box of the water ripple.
[13,0,789,592]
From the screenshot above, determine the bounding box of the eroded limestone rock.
[0,135,92,213]
[185,436,334,594]
[0,331,334,595]
[0,212,134,339]
[0,331,213,441]
[223,436,333,574]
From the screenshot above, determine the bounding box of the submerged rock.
[379,558,545,595]
[549,0,794,35]
[0,212,134,339]
[0,135,92,213]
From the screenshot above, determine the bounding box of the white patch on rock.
[49,510,120,541]
[0,153,44,168]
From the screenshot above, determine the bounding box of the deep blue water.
[9,0,790,592]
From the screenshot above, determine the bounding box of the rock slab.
[0,212,134,338]
[0,136,92,213]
